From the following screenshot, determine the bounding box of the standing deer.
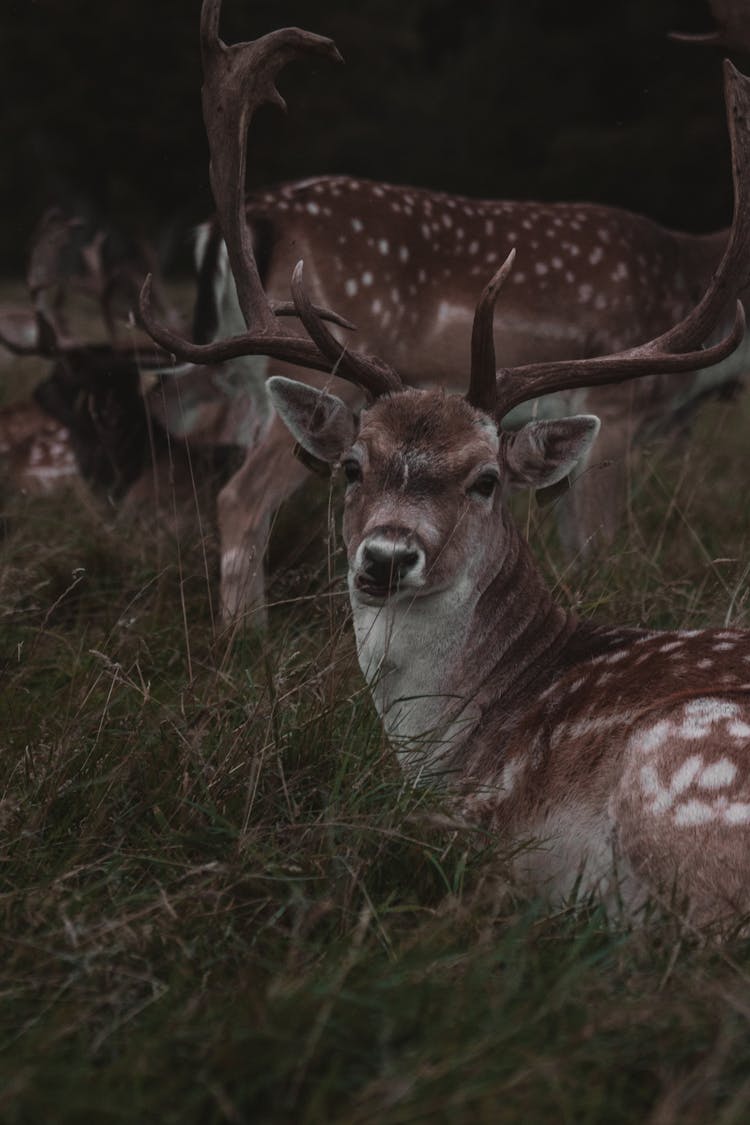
[148,28,750,623]
[144,5,750,923]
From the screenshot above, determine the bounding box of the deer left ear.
[505,415,601,490]
[268,376,358,463]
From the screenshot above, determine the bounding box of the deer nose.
[362,540,421,588]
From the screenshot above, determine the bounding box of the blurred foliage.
[0,0,745,271]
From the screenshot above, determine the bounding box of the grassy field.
[1,326,749,1123]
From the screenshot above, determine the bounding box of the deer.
[0,209,228,514]
[141,4,750,924]
[161,48,750,623]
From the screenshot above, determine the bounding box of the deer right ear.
[268,376,358,463]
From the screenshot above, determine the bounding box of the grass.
[1,327,749,1122]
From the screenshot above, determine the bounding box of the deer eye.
[469,471,499,498]
[342,459,362,486]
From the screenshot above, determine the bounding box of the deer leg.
[217,413,309,626]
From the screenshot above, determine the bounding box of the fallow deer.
[143,5,750,924]
[0,211,221,511]
[143,0,750,627]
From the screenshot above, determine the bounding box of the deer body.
[187,176,748,616]
[270,382,750,923]
[199,177,736,378]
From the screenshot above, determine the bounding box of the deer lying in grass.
[144,6,750,923]
[272,319,750,924]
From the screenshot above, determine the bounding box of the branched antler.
[140,0,402,400]
[465,61,750,420]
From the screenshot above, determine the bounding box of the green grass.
[0,344,749,1122]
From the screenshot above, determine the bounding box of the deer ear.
[268,376,357,463]
[505,415,600,490]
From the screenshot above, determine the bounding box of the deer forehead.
[357,390,499,478]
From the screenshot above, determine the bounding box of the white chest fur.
[351,580,480,778]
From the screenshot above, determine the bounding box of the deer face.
[268,377,600,604]
[342,391,504,602]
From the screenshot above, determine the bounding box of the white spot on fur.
[725,802,750,824]
[674,800,715,826]
[378,239,389,255]
[699,759,737,788]
[362,271,373,286]
[345,279,358,297]
[633,720,671,754]
[671,756,704,793]
[306,201,320,215]
[684,699,739,722]
[498,756,525,798]
[351,218,363,232]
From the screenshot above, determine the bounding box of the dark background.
[0,0,746,274]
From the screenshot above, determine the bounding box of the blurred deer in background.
[0,209,230,514]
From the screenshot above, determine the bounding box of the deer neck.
[350,512,572,783]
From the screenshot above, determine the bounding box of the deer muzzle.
[353,529,426,600]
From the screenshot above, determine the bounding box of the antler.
[140,0,402,400]
[469,60,750,421]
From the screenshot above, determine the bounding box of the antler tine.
[669,30,723,47]
[492,60,750,421]
[466,249,515,413]
[141,0,401,395]
[661,60,750,351]
[200,3,342,335]
[290,262,402,398]
[139,274,364,374]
